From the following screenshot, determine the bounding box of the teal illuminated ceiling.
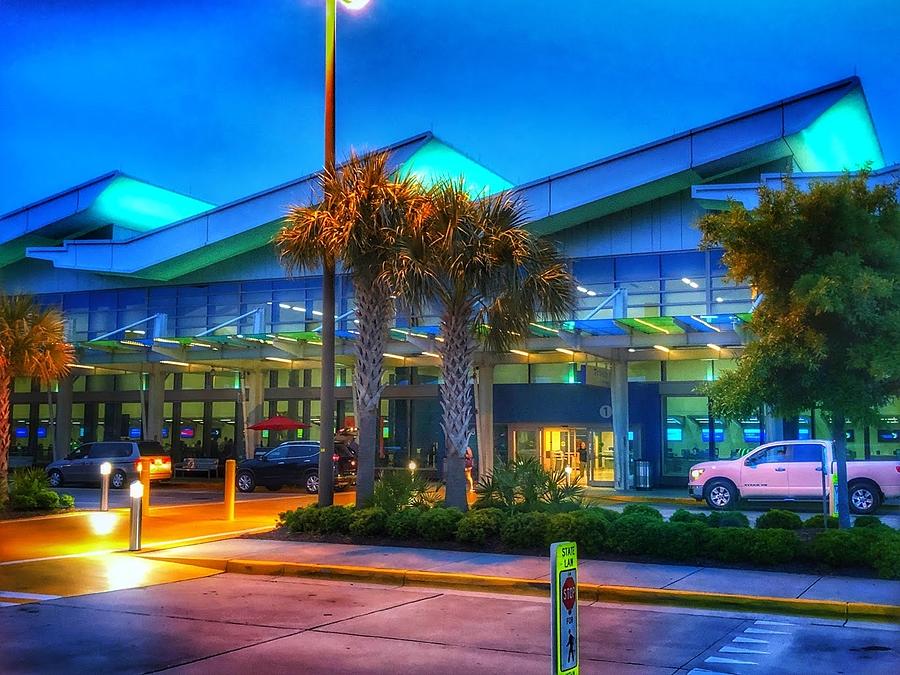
[92,175,214,232]
[787,89,885,172]
[399,138,512,196]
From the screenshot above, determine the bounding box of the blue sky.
[1,0,898,214]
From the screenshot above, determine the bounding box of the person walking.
[464,446,475,493]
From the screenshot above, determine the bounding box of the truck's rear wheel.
[848,480,881,515]
[704,479,738,510]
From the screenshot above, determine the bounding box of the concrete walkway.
[145,538,900,607]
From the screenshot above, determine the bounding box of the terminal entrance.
[510,426,615,486]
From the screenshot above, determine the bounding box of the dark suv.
[236,441,356,494]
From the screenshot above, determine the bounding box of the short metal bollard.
[99,461,111,511]
[224,459,236,521]
[140,457,151,515]
[129,481,143,551]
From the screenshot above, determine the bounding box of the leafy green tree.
[277,151,424,507]
[0,295,74,505]
[698,172,900,527]
[385,181,574,510]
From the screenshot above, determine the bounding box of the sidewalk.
[146,538,900,618]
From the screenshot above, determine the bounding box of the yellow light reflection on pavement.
[88,512,120,536]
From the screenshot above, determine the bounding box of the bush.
[707,511,750,528]
[474,457,583,512]
[621,504,663,521]
[318,505,352,534]
[456,508,507,545]
[386,508,424,539]
[802,514,839,529]
[7,467,72,512]
[544,509,609,555]
[417,507,463,542]
[500,512,551,550]
[748,529,797,564]
[608,514,661,555]
[283,505,324,534]
[669,509,709,525]
[873,538,900,580]
[349,507,388,537]
[647,522,704,561]
[808,529,888,569]
[371,471,436,514]
[589,508,621,524]
[853,515,884,529]
[755,509,802,530]
[701,527,755,563]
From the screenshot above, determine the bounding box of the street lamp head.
[340,0,370,10]
[130,481,144,499]
[100,461,112,476]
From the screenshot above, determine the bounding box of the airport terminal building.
[3,77,898,489]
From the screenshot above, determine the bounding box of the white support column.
[611,360,631,490]
[146,368,165,442]
[243,370,265,459]
[475,364,495,478]
[54,375,74,461]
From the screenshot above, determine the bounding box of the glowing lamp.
[340,0,370,9]
[100,461,112,476]
[130,481,144,500]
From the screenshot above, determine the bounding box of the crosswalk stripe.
[755,620,795,626]
[745,627,788,635]
[688,669,735,675]
[720,645,769,655]
[733,636,769,644]
[706,656,757,666]
[0,590,61,601]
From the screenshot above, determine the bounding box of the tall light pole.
[319,0,369,507]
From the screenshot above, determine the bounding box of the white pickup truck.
[687,440,900,514]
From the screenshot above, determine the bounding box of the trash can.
[635,460,651,491]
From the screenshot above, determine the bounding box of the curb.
[148,556,900,623]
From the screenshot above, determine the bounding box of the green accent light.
[91,176,213,233]
[787,89,885,172]
[399,139,513,197]
[616,317,685,335]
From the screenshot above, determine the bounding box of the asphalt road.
[1,574,897,674]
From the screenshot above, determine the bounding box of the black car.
[236,441,356,494]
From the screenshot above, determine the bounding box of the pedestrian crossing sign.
[550,541,578,675]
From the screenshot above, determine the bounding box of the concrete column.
[763,405,784,443]
[146,369,165,443]
[475,363,495,478]
[54,376,74,460]
[611,360,631,490]
[243,370,265,459]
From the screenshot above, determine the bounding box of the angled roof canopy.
[518,77,884,235]
[23,134,511,281]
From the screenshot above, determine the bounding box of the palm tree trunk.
[439,304,475,511]
[0,370,10,505]
[827,409,852,529]
[353,281,390,507]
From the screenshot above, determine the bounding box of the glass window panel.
[181,373,206,390]
[615,254,660,281]
[666,360,712,382]
[573,257,614,285]
[530,363,572,384]
[627,361,661,382]
[494,364,528,384]
[660,251,705,279]
[664,396,709,478]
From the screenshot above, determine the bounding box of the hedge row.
[279,503,900,579]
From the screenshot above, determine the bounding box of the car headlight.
[690,468,705,481]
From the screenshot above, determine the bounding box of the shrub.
[500,512,551,550]
[58,493,75,509]
[588,508,621,524]
[873,538,900,580]
[417,507,463,542]
[457,508,507,545]
[748,529,797,564]
[802,514,839,529]
[386,508,424,539]
[474,457,583,512]
[808,529,887,569]
[621,504,663,521]
[7,467,71,511]
[543,509,609,555]
[853,515,884,529]
[701,527,755,563]
[317,505,352,534]
[283,505,324,533]
[707,511,750,528]
[371,471,436,514]
[34,490,61,510]
[608,514,660,555]
[10,493,38,510]
[755,509,802,530]
[647,522,704,561]
[669,509,708,525]
[349,507,388,537]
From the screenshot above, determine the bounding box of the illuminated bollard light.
[129,481,143,552]
[99,461,111,512]
[564,465,573,485]
[408,460,417,473]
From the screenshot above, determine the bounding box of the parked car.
[236,441,357,494]
[45,441,173,489]
[688,439,900,514]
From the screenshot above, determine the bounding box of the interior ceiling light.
[509,349,529,356]
[421,351,441,358]
[706,343,723,352]
[586,290,597,296]
[383,353,405,360]
[715,296,724,303]
[653,345,671,353]
[159,360,190,367]
[576,286,588,293]
[627,348,637,353]
[265,357,292,364]
[555,347,576,355]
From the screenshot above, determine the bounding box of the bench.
[174,457,219,478]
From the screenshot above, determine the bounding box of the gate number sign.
[550,541,578,675]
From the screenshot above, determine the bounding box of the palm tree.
[276,151,425,507]
[0,295,74,504]
[386,181,575,510]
